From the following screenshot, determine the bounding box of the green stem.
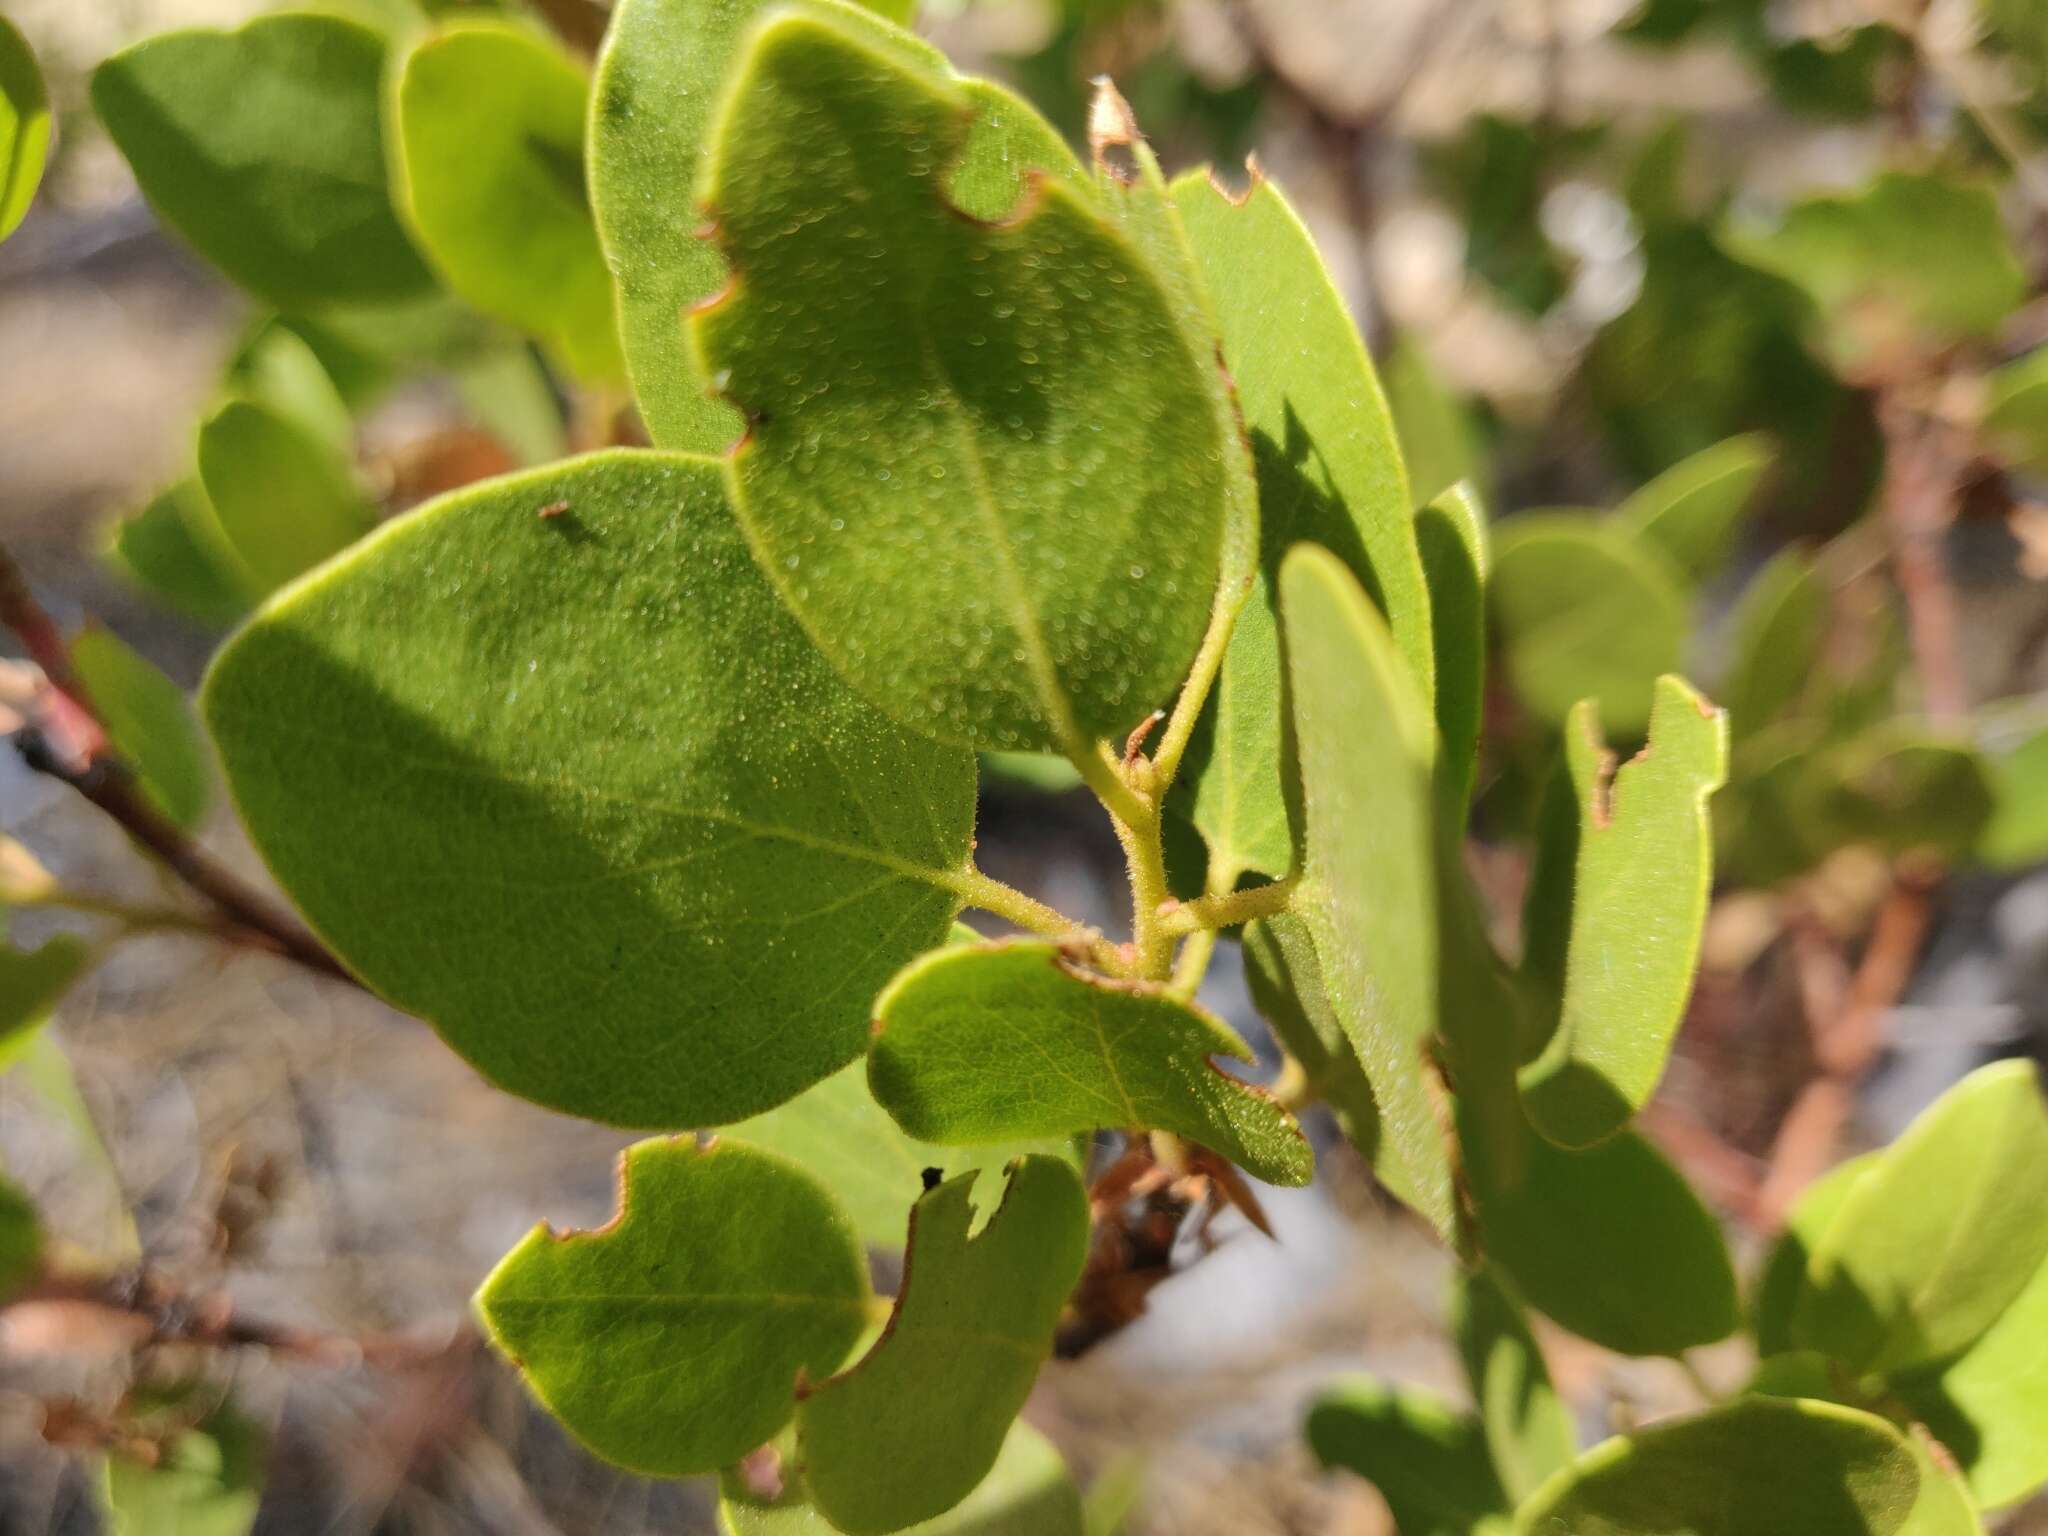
[1113,803,1176,980]
[1149,569,1251,795]
[1169,927,1218,997]
[942,866,1133,976]
[15,888,247,943]
[1159,875,1298,936]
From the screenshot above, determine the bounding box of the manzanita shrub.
[6,2,2048,1533]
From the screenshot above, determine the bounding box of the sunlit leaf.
[1454,1268,1575,1503]
[92,13,432,309]
[203,452,975,1128]
[0,15,51,243]
[690,10,1227,751]
[1306,1377,1511,1536]
[477,1138,869,1477]
[1512,1397,1922,1536]
[1974,702,2048,870]
[394,23,622,381]
[1795,1060,2048,1374]
[1750,1153,1877,1360]
[1615,432,1771,581]
[1983,346,2048,476]
[103,481,256,630]
[225,320,355,458]
[870,940,1310,1186]
[799,1157,1089,1535]
[71,628,211,832]
[195,399,373,594]
[100,1407,267,1536]
[0,934,90,1061]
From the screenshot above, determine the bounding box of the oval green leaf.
[1795,1060,2048,1375]
[104,481,257,630]
[476,1137,869,1478]
[71,628,212,832]
[689,10,1227,752]
[0,15,51,243]
[196,399,374,595]
[1306,1377,1510,1536]
[870,939,1310,1187]
[1722,546,1828,745]
[1614,432,1772,582]
[202,451,975,1128]
[798,1156,1089,1535]
[1418,482,1490,821]
[1,934,91,1059]
[1983,346,2048,477]
[1750,1152,1877,1359]
[92,14,433,310]
[1513,1397,1922,1536]
[394,23,622,381]
[100,1407,267,1536]
[1453,1268,1576,1504]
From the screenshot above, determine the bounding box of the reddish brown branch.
[1877,387,1969,722]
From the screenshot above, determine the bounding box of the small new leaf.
[798,1156,1089,1535]
[100,1406,267,1536]
[0,15,50,243]
[1306,1378,1511,1536]
[476,1138,870,1478]
[71,628,212,832]
[196,400,374,595]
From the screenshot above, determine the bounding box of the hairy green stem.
[1159,875,1298,937]
[943,865,1133,976]
[1149,569,1252,795]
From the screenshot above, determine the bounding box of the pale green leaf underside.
[1519,677,1727,1149]
[92,13,432,310]
[394,23,622,381]
[799,1157,1089,1535]
[1453,1268,1576,1505]
[0,15,51,243]
[721,1420,1083,1536]
[100,1408,267,1536]
[71,627,212,832]
[1490,515,1689,737]
[1615,432,1771,581]
[1170,172,1429,879]
[476,1138,869,1478]
[196,399,374,596]
[729,1054,1081,1250]
[1306,1377,1511,1536]
[869,940,1311,1187]
[202,451,974,1129]
[1513,1398,1921,1536]
[1796,1060,2048,1375]
[690,11,1226,751]
[1280,543,1454,1235]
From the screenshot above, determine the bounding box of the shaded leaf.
[690,10,1227,751]
[1974,703,2048,870]
[394,23,622,380]
[196,399,373,594]
[721,1420,1084,1536]
[203,452,975,1128]
[1383,332,1483,507]
[1306,1377,1511,1536]
[1453,1268,1575,1503]
[477,1138,869,1477]
[92,13,432,309]
[1722,547,1828,745]
[0,1174,39,1301]
[100,1407,267,1536]
[730,1054,1081,1251]
[0,15,51,243]
[870,940,1310,1186]
[1615,432,1771,581]
[8,1031,139,1261]
[1795,1060,2048,1374]
[454,343,570,467]
[103,481,256,630]
[1280,543,1455,1235]
[0,934,91,1060]
[1418,483,1489,821]
[225,320,355,458]
[1512,1397,1922,1536]
[1490,515,1689,737]
[1820,727,1995,864]
[1518,678,1727,1149]
[798,1157,1089,1535]
[1750,1153,1877,1360]
[71,628,211,832]
[1983,346,2048,477]
[592,0,1054,452]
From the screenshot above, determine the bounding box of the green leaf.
[721,1420,1084,1536]
[394,23,622,381]
[1470,1113,1738,1356]
[454,343,570,466]
[196,399,374,595]
[202,451,975,1129]
[1489,515,1688,737]
[1724,173,2026,364]
[1453,1268,1575,1504]
[1306,1378,1511,1536]
[70,628,211,832]
[1512,1398,1922,1536]
[1820,727,1995,864]
[8,1031,139,1261]
[1750,1153,1877,1360]
[103,481,256,630]
[0,1173,40,1301]
[1382,332,1484,507]
[730,1055,1081,1251]
[980,751,1086,796]
[1,934,91,1060]
[1614,432,1771,581]
[870,940,1310,1187]
[1898,1251,2048,1511]
[1983,346,2048,476]
[592,0,1036,452]
[1279,543,1455,1235]
[1974,704,2048,870]
[1795,1060,2048,1375]
[689,9,1227,752]
[798,1156,1089,1535]
[1417,483,1489,821]
[1722,547,1828,745]
[0,15,51,243]
[225,320,356,458]
[1168,171,1430,881]
[100,1408,267,1536]
[92,13,433,310]
[1518,677,1727,1149]
[477,1138,869,1478]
